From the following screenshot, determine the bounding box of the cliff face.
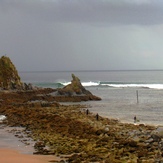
[0,56,22,89]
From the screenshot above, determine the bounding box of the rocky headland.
[0,55,101,102]
[0,56,163,162]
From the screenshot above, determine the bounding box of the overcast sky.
[1,0,163,71]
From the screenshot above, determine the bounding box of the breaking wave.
[33,81,163,90]
[100,82,163,89]
[61,81,163,89]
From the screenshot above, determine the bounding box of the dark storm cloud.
[0,0,163,25]
[0,0,163,71]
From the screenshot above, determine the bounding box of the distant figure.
[134,116,137,123]
[86,109,89,115]
[96,113,99,121]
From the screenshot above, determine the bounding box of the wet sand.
[0,149,59,163]
[0,126,61,163]
[0,125,36,154]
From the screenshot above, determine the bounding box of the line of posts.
[136,90,139,104]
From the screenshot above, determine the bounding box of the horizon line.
[18,69,163,73]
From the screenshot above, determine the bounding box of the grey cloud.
[0,0,163,71]
[0,0,163,25]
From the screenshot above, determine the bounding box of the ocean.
[19,70,163,126]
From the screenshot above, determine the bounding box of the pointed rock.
[57,74,101,101]
[0,56,22,89]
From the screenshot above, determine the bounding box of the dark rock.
[128,140,138,147]
[95,129,104,135]
[34,141,45,149]
[33,151,43,155]
[68,154,81,162]
[57,74,101,101]
[138,149,148,158]
[151,134,161,142]
[23,83,34,90]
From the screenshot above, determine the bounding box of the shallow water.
[0,125,36,154]
[78,87,163,126]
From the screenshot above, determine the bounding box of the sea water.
[19,70,163,126]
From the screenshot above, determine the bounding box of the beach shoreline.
[0,125,63,163]
[1,89,163,162]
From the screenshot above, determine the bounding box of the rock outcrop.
[0,56,22,89]
[56,74,101,101]
[0,89,162,162]
[0,56,101,101]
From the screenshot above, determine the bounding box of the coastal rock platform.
[0,89,163,162]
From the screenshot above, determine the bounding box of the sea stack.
[57,74,101,101]
[0,55,22,89]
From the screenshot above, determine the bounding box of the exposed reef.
[0,89,163,162]
[1,56,163,162]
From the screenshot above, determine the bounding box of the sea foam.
[100,83,163,89]
[61,81,99,87]
[0,115,7,122]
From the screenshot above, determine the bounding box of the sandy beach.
[0,126,61,163]
[0,148,59,163]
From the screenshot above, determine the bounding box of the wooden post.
[136,90,139,104]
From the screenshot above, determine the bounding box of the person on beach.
[86,109,89,115]
[134,116,137,123]
[96,113,99,120]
